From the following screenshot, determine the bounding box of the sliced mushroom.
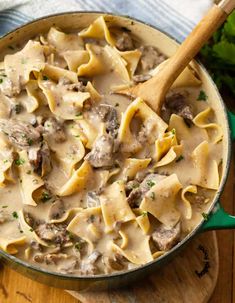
[0,119,41,149]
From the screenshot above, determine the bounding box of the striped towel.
[0,0,213,42]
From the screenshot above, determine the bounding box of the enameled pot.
[0,12,234,291]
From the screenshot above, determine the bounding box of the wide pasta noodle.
[181,185,197,220]
[112,221,153,265]
[140,174,182,227]
[118,98,168,153]
[79,16,116,46]
[47,27,84,52]
[4,41,45,93]
[193,107,223,144]
[192,141,219,190]
[100,180,135,231]
[58,161,92,196]
[118,158,151,180]
[17,151,44,206]
[0,236,26,255]
[77,44,105,77]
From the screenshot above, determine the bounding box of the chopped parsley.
[142,211,148,217]
[150,192,155,200]
[75,112,83,117]
[26,170,31,175]
[3,159,9,164]
[74,134,80,138]
[29,228,33,232]
[131,183,139,189]
[43,75,49,80]
[171,128,176,135]
[176,155,184,163]
[74,242,82,251]
[67,231,74,240]
[15,158,25,166]
[12,211,18,219]
[201,212,209,221]
[27,138,33,146]
[0,79,3,84]
[197,90,207,101]
[147,180,155,188]
[14,104,22,114]
[2,205,8,208]
[40,192,52,203]
[115,103,119,107]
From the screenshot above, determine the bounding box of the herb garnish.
[15,158,25,166]
[150,192,155,200]
[0,79,3,84]
[171,129,176,135]
[74,242,81,251]
[202,212,209,221]
[14,104,22,114]
[27,138,33,146]
[176,155,184,163]
[115,103,119,107]
[197,90,208,101]
[12,211,18,219]
[147,180,155,188]
[2,205,8,208]
[43,75,49,80]
[40,192,51,202]
[142,211,148,217]
[75,112,83,117]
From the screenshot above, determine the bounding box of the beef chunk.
[116,32,134,51]
[164,92,194,121]
[127,173,166,207]
[43,117,66,143]
[106,253,127,271]
[86,192,100,208]
[152,223,181,251]
[0,119,41,149]
[28,141,52,176]
[85,134,114,168]
[48,199,65,221]
[94,104,119,136]
[80,251,101,275]
[35,223,70,246]
[138,46,166,73]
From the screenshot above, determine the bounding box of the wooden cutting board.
[0,231,219,303]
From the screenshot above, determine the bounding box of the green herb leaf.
[197,90,207,101]
[12,211,18,219]
[2,205,8,208]
[15,158,25,166]
[176,155,184,163]
[142,211,148,217]
[201,212,209,221]
[40,192,52,202]
[43,75,49,80]
[147,180,155,188]
[14,104,22,114]
[0,79,3,84]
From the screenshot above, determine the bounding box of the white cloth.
[0,0,213,41]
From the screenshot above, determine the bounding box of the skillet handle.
[201,202,235,231]
[228,110,235,141]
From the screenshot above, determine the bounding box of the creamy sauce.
[0,18,223,276]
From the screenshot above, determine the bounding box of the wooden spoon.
[117,0,235,115]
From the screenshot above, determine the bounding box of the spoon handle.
[154,1,234,108]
